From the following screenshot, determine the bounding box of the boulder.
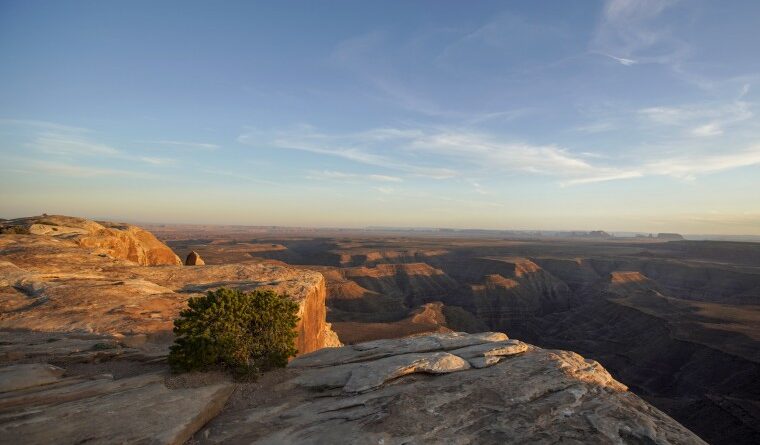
[185,251,205,266]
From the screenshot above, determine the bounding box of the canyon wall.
[176,235,759,444]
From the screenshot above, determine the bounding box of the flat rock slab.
[289,331,508,368]
[0,374,234,445]
[197,332,705,444]
[344,351,470,393]
[0,364,64,392]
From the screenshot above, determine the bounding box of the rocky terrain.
[0,216,747,443]
[164,230,760,444]
[2,215,183,266]
[0,215,341,444]
[0,215,340,353]
[194,332,704,444]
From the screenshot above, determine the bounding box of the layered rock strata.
[194,332,705,444]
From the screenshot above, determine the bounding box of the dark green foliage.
[168,288,300,376]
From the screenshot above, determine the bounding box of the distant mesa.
[567,230,612,239]
[185,250,205,266]
[657,232,685,241]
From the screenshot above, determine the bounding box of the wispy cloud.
[591,0,689,67]
[307,170,403,183]
[139,140,220,151]
[330,28,540,123]
[564,145,760,185]
[574,120,617,134]
[0,119,90,134]
[638,93,753,137]
[7,158,155,178]
[27,133,176,166]
[242,122,760,187]
[238,126,457,179]
[32,134,121,157]
[644,145,760,180]
[596,52,638,66]
[240,125,626,184]
[692,123,722,137]
[561,171,644,186]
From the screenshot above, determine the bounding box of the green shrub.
[168,288,300,377]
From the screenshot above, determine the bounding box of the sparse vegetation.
[0,226,30,235]
[168,288,300,378]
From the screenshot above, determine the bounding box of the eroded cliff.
[0,216,340,354]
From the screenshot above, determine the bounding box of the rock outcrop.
[185,250,205,265]
[0,216,340,354]
[0,365,233,445]
[193,332,705,444]
[0,330,236,445]
[0,215,182,266]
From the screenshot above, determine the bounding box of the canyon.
[162,226,760,445]
[0,216,754,443]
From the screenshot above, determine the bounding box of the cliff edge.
[193,331,705,444]
[0,215,340,354]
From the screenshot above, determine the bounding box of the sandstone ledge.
[194,332,705,444]
[0,215,182,266]
[0,218,340,355]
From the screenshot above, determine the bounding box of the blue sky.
[1,0,759,234]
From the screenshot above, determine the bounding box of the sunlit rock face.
[0,215,182,266]
[0,215,340,355]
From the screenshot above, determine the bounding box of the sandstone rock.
[194,332,705,444]
[342,351,470,393]
[0,364,65,392]
[448,339,529,368]
[289,331,507,368]
[0,215,182,266]
[0,374,234,445]
[185,250,205,266]
[0,373,162,413]
[0,222,340,355]
[0,331,128,364]
[320,322,343,348]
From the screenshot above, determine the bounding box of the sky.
[1,0,760,235]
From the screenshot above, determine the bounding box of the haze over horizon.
[2,0,760,235]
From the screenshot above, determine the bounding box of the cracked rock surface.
[194,332,705,444]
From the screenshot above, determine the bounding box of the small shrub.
[168,288,300,377]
